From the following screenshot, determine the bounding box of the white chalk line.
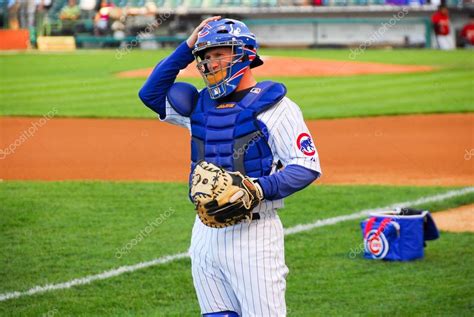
[0,253,189,302]
[284,187,474,235]
[1,187,473,302]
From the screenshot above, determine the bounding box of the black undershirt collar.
[217,86,255,104]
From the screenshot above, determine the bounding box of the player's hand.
[186,16,221,49]
[190,161,264,228]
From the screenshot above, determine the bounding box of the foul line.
[284,187,474,235]
[1,187,473,302]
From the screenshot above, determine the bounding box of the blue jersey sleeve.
[138,41,195,119]
[257,164,320,200]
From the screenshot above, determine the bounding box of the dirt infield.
[0,114,472,185]
[432,204,474,233]
[117,56,435,79]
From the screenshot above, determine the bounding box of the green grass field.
[1,48,473,316]
[1,182,473,316]
[0,49,473,119]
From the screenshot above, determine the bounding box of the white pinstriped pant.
[189,209,289,316]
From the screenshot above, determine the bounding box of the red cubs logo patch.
[364,230,390,259]
[296,133,315,156]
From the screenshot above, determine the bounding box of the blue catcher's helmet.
[192,18,263,99]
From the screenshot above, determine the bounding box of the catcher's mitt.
[190,161,264,228]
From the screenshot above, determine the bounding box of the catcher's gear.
[192,18,263,99]
[190,161,264,228]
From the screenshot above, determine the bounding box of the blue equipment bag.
[361,208,439,261]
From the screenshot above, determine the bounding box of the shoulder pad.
[167,82,198,117]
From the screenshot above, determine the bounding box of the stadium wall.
[172,6,472,48]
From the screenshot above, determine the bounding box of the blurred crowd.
[431,5,474,48]
[3,0,474,49]
[6,0,159,37]
[4,0,466,35]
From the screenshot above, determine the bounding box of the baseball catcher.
[139,16,321,317]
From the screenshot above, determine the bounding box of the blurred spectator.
[144,0,157,15]
[111,19,125,41]
[60,0,80,20]
[460,16,474,48]
[19,0,36,28]
[35,0,53,35]
[431,5,454,50]
[8,0,20,29]
[37,0,52,10]
[94,0,113,35]
[59,0,80,34]
[293,0,310,4]
[79,0,95,20]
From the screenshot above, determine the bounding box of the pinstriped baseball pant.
[189,210,288,316]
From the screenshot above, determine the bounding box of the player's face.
[203,47,234,72]
[197,46,234,86]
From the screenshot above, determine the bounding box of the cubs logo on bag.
[363,217,400,260]
[360,208,439,261]
[365,230,389,259]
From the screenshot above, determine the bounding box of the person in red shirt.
[94,0,114,36]
[431,5,454,50]
[460,16,474,48]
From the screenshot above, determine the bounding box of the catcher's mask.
[192,18,263,99]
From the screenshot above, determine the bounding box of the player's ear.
[167,82,199,117]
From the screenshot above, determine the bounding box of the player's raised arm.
[138,16,221,120]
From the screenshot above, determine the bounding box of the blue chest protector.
[190,81,286,178]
